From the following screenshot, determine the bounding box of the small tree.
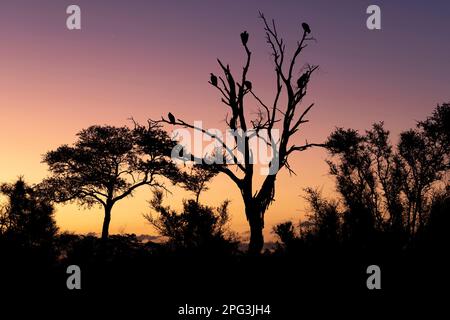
[42,124,179,240]
[0,178,58,251]
[145,191,237,255]
[178,165,218,203]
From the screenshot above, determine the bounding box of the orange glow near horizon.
[1,1,449,241]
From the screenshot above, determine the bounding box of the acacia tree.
[156,13,323,254]
[41,124,179,240]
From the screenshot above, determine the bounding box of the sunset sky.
[1,0,449,241]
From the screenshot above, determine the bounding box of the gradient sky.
[1,0,449,241]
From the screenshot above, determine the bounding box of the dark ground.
[2,248,447,319]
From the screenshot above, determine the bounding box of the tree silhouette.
[273,188,341,253]
[302,188,341,247]
[0,178,57,253]
[274,103,449,253]
[273,221,300,253]
[398,103,449,236]
[41,124,179,240]
[423,186,450,249]
[178,165,218,203]
[145,190,237,255]
[418,103,450,152]
[156,13,324,254]
[326,103,449,243]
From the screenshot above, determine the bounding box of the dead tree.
[157,13,324,254]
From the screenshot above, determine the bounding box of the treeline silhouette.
[0,104,448,314]
[275,103,449,255]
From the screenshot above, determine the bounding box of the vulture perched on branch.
[240,31,249,46]
[302,22,311,34]
[210,73,218,86]
[297,73,309,89]
[168,112,176,124]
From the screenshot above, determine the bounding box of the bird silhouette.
[297,73,309,89]
[168,112,176,124]
[210,73,218,86]
[302,23,311,34]
[240,31,249,46]
[244,80,252,91]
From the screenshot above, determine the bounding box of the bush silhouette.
[145,190,238,256]
[0,178,58,291]
[0,178,58,256]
